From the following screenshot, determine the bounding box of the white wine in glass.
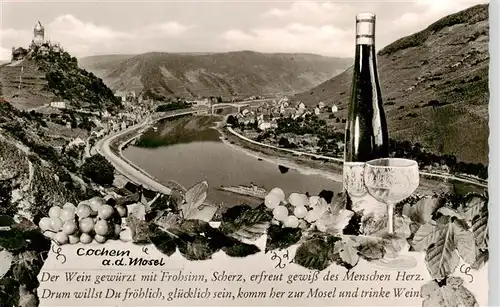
[363,158,420,269]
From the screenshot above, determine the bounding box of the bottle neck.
[355,18,375,45]
[354,44,378,75]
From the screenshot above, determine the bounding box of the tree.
[278,137,290,147]
[0,181,14,216]
[81,154,115,185]
[226,115,237,126]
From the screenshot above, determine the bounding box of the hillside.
[79,51,352,99]
[0,44,122,111]
[77,54,136,79]
[293,4,489,164]
[0,102,97,220]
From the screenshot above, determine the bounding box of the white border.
[489,1,498,306]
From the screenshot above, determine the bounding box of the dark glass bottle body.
[344,43,389,210]
[345,43,388,162]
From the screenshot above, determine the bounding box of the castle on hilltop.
[11,21,63,61]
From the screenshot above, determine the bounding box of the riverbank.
[110,111,485,202]
[96,110,197,195]
[218,123,486,195]
[218,125,344,182]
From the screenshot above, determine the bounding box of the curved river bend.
[123,115,342,206]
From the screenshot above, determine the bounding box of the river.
[123,114,342,206]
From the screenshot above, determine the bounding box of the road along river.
[99,108,486,207]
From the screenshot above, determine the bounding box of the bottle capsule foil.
[356,13,375,45]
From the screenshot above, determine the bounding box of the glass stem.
[387,201,394,235]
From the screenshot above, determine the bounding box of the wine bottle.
[343,13,389,212]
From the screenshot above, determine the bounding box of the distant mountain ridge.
[79,51,352,99]
[293,4,489,164]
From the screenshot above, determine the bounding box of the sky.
[0,0,489,60]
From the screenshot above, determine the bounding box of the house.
[115,91,128,102]
[331,105,339,113]
[238,114,255,125]
[298,102,305,110]
[318,101,325,109]
[67,137,86,148]
[314,107,320,115]
[50,101,66,109]
[190,98,210,107]
[283,107,296,117]
[293,108,307,119]
[101,110,111,118]
[259,122,272,130]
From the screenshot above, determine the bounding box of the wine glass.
[343,162,368,198]
[363,158,420,269]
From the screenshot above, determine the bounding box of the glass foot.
[370,255,417,270]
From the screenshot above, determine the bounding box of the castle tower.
[33,21,44,46]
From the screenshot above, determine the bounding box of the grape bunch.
[38,196,129,245]
[264,188,323,229]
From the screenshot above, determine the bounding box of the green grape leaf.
[127,202,146,221]
[176,237,217,261]
[12,217,38,232]
[329,193,346,215]
[265,224,302,252]
[362,213,412,238]
[355,236,385,261]
[454,224,476,265]
[314,209,354,235]
[183,181,208,211]
[219,204,272,241]
[222,241,261,257]
[0,249,14,279]
[127,215,151,244]
[458,194,487,224]
[305,198,329,223]
[342,210,363,236]
[437,207,465,220]
[293,236,339,271]
[0,215,15,230]
[470,208,488,250]
[19,285,39,307]
[154,212,182,230]
[170,219,224,244]
[179,181,218,221]
[333,237,360,267]
[421,277,479,307]
[149,194,178,213]
[382,234,410,258]
[148,225,177,257]
[0,228,29,252]
[190,203,219,222]
[402,196,441,225]
[115,193,141,207]
[12,250,43,291]
[171,220,230,261]
[412,222,440,251]
[423,217,467,280]
[0,278,20,307]
[471,249,488,270]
